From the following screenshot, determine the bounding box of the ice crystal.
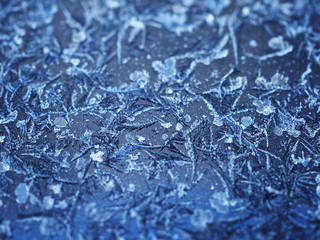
[274,110,305,137]
[241,116,253,128]
[90,151,104,163]
[253,98,276,116]
[14,183,29,204]
[54,117,68,128]
[255,73,290,90]
[152,58,177,83]
[268,36,286,50]
[190,209,213,229]
[0,162,10,173]
[129,70,150,88]
[43,196,54,210]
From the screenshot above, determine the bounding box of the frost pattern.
[0,0,320,239]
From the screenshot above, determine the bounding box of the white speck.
[176,123,183,131]
[55,200,68,209]
[137,135,145,142]
[14,36,22,45]
[43,47,50,54]
[0,162,10,173]
[54,117,67,128]
[122,57,130,64]
[249,40,257,48]
[106,0,121,9]
[241,116,253,128]
[49,184,61,195]
[130,209,137,218]
[128,183,135,192]
[166,88,173,94]
[43,196,54,210]
[162,134,168,140]
[182,0,195,6]
[184,114,191,123]
[177,182,189,198]
[89,97,96,105]
[268,36,285,50]
[90,151,104,163]
[206,14,214,25]
[104,179,114,192]
[129,17,145,30]
[70,58,80,66]
[242,7,250,16]
[161,122,172,128]
[15,183,29,204]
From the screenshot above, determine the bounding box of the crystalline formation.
[0,0,320,239]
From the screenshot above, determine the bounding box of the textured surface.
[1,0,320,239]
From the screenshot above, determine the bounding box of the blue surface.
[0,0,320,239]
